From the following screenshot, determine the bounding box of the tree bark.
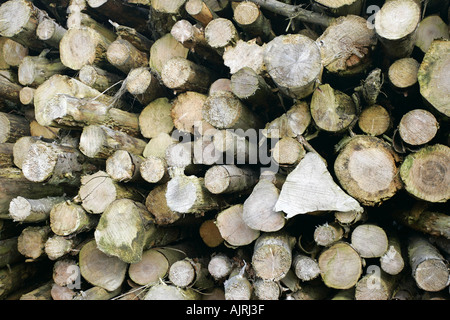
[0,142,14,168]
[0,261,46,299]
[0,237,23,268]
[0,112,30,144]
[147,0,188,40]
[0,70,22,104]
[19,281,53,300]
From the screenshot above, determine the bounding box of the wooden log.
[17,225,52,260]
[388,57,420,94]
[0,112,30,144]
[264,34,322,99]
[223,39,265,75]
[147,0,188,40]
[407,234,450,292]
[242,178,286,232]
[212,129,258,164]
[50,202,98,237]
[204,165,258,194]
[165,174,225,214]
[78,239,127,292]
[318,241,363,289]
[400,144,449,203]
[192,134,222,165]
[112,23,153,53]
[223,266,253,300]
[204,18,239,55]
[168,257,214,290]
[20,281,53,300]
[149,33,189,76]
[310,83,357,133]
[215,204,260,247]
[51,283,77,300]
[161,57,217,93]
[9,196,66,223]
[12,136,44,170]
[252,232,295,281]
[106,150,144,183]
[45,235,81,261]
[380,232,405,276]
[73,286,122,300]
[253,278,280,300]
[292,254,321,282]
[185,0,217,27]
[106,38,148,74]
[139,97,174,139]
[0,167,64,217]
[171,91,214,135]
[208,253,233,281]
[165,142,201,175]
[398,109,439,146]
[355,267,399,300]
[19,87,35,106]
[287,279,332,300]
[143,283,201,300]
[263,101,311,139]
[0,237,23,268]
[59,26,114,71]
[18,54,67,88]
[272,137,306,168]
[128,246,187,286]
[357,105,391,137]
[78,65,122,94]
[0,37,28,68]
[52,258,79,287]
[143,133,177,159]
[199,219,224,247]
[209,78,232,94]
[311,0,364,16]
[145,183,181,225]
[351,224,389,258]
[334,135,402,206]
[374,0,421,59]
[78,170,144,214]
[21,140,96,186]
[66,11,117,42]
[36,18,67,48]
[0,70,22,104]
[415,15,449,53]
[313,221,345,247]
[0,262,46,299]
[233,1,275,41]
[95,198,186,263]
[0,142,14,168]
[79,124,147,159]
[417,39,449,117]
[125,67,167,106]
[0,0,47,50]
[202,91,263,130]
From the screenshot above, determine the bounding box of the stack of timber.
[0,0,448,301]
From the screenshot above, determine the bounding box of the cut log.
[18,55,66,88]
[143,132,177,159]
[12,137,45,170]
[318,241,363,289]
[21,140,96,186]
[50,201,98,237]
[233,1,275,41]
[399,144,450,203]
[17,225,51,260]
[253,278,281,300]
[252,231,296,281]
[242,178,286,232]
[0,261,46,299]
[374,0,421,59]
[106,38,148,74]
[204,165,258,194]
[143,283,201,300]
[147,0,187,40]
[204,18,239,55]
[145,183,182,225]
[78,170,144,214]
[40,94,140,136]
[313,221,345,247]
[128,246,187,285]
[171,91,214,135]
[357,105,391,137]
[263,101,311,139]
[0,112,30,144]
[272,137,306,167]
[333,135,402,206]
[165,174,225,214]
[106,150,144,183]
[380,232,405,276]
[78,65,122,94]
[165,142,198,173]
[311,0,364,16]
[223,39,265,75]
[202,91,263,130]
[275,152,364,217]
[52,258,79,287]
[417,39,450,117]
[310,83,357,133]
[161,57,217,93]
[0,237,23,268]
[139,97,173,138]
[9,196,66,223]
[208,253,233,281]
[209,78,232,94]
[185,0,217,27]
[168,257,214,290]
[45,235,81,261]
[19,87,35,106]
[351,224,389,258]
[415,15,449,53]
[36,18,67,48]
[316,15,376,75]
[72,286,121,300]
[263,34,322,99]
[0,0,47,50]
[79,124,147,159]
[388,57,420,93]
[125,67,167,106]
[199,219,224,248]
[149,33,189,76]
[0,70,22,104]
[0,142,14,168]
[215,204,260,247]
[0,37,28,68]
[192,134,222,166]
[51,284,76,300]
[292,254,321,282]
[355,267,399,300]
[398,109,439,146]
[78,239,127,292]
[223,267,253,300]
[407,234,450,292]
[212,129,258,164]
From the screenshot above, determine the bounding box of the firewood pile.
[0,0,449,301]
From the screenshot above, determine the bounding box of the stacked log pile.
[0,0,449,301]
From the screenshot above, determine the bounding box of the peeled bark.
[223,39,265,75]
